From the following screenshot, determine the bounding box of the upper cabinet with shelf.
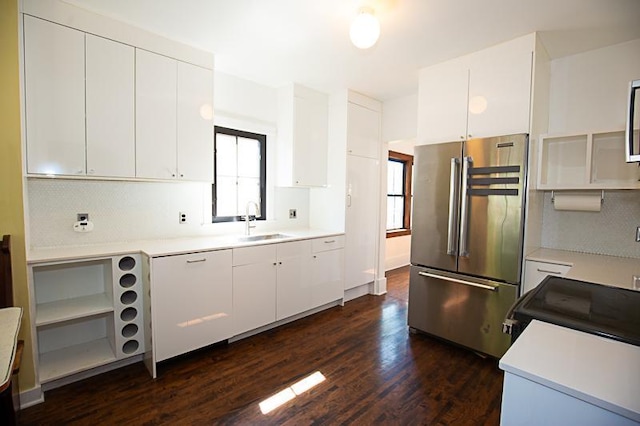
[538,129,640,190]
[417,34,534,145]
[277,83,329,187]
[22,3,214,182]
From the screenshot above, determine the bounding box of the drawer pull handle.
[324,240,336,244]
[186,259,206,264]
[537,268,562,275]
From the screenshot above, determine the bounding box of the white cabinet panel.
[152,250,233,362]
[135,49,177,179]
[177,62,214,181]
[232,261,277,335]
[276,241,312,320]
[467,37,533,139]
[86,34,135,177]
[24,16,85,176]
[311,248,344,306]
[347,102,381,159]
[345,155,380,290]
[417,55,470,145]
[523,260,571,293]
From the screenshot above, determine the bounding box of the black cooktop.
[513,275,640,347]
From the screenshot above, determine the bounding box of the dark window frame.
[387,150,413,238]
[212,126,267,223]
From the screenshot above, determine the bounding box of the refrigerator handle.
[418,271,498,292]
[446,158,460,255]
[459,156,471,257]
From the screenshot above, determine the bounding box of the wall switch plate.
[77,213,89,222]
[289,209,297,219]
[179,212,187,224]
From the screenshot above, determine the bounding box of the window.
[212,126,266,222]
[386,151,413,237]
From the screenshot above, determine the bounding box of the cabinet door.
[86,35,135,177]
[24,16,85,176]
[347,102,381,159]
[136,49,177,179]
[177,62,214,181]
[522,260,571,294]
[345,155,380,290]
[276,240,312,320]
[152,250,233,362]
[233,261,276,335]
[311,249,344,306]
[417,55,470,145]
[467,37,533,139]
[292,95,328,186]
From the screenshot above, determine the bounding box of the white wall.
[541,38,640,258]
[27,71,311,248]
[382,93,418,271]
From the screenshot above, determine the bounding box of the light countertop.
[0,307,22,391]
[28,229,344,264]
[499,320,640,423]
[526,248,640,291]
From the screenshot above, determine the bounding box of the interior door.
[410,141,462,272]
[457,134,528,283]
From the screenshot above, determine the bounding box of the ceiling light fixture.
[349,7,380,49]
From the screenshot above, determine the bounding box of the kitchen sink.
[236,233,292,242]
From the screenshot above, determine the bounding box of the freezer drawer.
[408,265,517,358]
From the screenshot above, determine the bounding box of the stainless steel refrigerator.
[408,134,528,358]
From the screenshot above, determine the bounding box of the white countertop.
[28,229,343,263]
[499,320,640,423]
[0,307,22,390]
[527,248,640,291]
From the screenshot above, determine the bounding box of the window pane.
[387,195,404,230]
[216,134,237,177]
[216,176,238,217]
[388,160,404,195]
[237,177,261,217]
[237,137,261,178]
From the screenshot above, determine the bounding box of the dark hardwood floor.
[19,266,504,425]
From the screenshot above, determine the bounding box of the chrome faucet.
[244,201,261,235]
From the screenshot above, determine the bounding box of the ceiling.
[62,0,640,101]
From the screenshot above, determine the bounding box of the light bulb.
[350,9,380,49]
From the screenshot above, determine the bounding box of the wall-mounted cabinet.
[23,14,213,182]
[277,83,329,187]
[417,34,534,145]
[30,254,144,384]
[538,130,640,189]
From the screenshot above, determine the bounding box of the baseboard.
[343,283,373,302]
[19,385,44,409]
[373,276,387,295]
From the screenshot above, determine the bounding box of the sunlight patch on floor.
[259,371,326,414]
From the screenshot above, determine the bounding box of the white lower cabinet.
[523,260,571,293]
[310,237,345,306]
[276,240,312,320]
[151,250,232,362]
[30,254,144,384]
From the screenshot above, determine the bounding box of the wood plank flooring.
[19,266,504,425]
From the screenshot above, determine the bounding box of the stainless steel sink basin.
[236,233,292,242]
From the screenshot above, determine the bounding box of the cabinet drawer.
[523,260,571,293]
[233,244,276,266]
[312,235,345,253]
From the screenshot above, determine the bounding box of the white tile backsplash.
[27,178,310,249]
[541,190,640,258]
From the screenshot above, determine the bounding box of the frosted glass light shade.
[350,10,380,49]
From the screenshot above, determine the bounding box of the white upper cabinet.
[135,49,178,180]
[177,62,214,182]
[418,34,534,145]
[277,83,329,187]
[24,16,86,176]
[417,55,470,145]
[86,34,135,178]
[347,101,381,159]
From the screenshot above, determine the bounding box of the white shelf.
[39,338,116,383]
[36,293,113,326]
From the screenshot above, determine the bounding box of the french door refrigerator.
[408,134,528,358]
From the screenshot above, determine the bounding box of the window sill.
[386,229,411,239]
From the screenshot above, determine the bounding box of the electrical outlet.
[77,213,89,222]
[179,212,187,224]
[289,209,297,219]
